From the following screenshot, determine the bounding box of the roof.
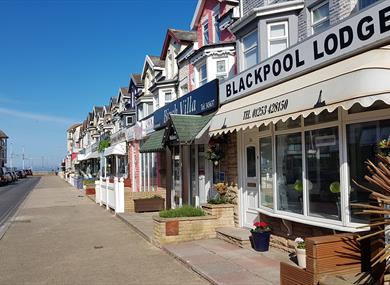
[93,106,103,117]
[169,113,213,144]
[149,56,165,68]
[141,55,165,79]
[67,123,81,131]
[139,129,166,153]
[131,73,142,85]
[0,130,8,139]
[120,87,130,96]
[191,0,239,30]
[161,29,197,59]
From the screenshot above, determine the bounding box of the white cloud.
[0,107,75,125]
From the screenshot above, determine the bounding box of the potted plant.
[294,237,306,268]
[206,140,224,166]
[250,221,271,252]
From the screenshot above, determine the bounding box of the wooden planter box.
[134,197,165,213]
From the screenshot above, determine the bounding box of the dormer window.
[202,20,209,45]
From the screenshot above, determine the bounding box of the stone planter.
[296,247,306,268]
[152,215,217,247]
[202,204,235,227]
[134,197,165,213]
[152,204,235,247]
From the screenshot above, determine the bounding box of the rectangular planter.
[134,197,165,213]
[85,187,95,195]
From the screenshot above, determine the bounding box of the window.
[311,1,330,34]
[164,91,173,103]
[126,116,133,126]
[276,132,303,214]
[148,103,153,115]
[268,22,289,57]
[216,60,227,80]
[243,30,258,70]
[246,146,256,178]
[347,119,390,223]
[260,137,273,209]
[199,63,207,86]
[213,8,220,43]
[359,0,378,9]
[202,20,209,45]
[154,95,159,109]
[305,127,341,220]
[180,84,188,96]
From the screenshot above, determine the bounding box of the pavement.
[0,176,209,285]
[117,210,288,285]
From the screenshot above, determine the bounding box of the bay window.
[247,106,390,230]
[242,30,258,70]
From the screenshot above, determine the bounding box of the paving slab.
[117,212,155,242]
[164,239,292,285]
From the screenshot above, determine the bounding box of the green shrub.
[83,179,96,186]
[159,205,205,218]
[208,195,230,204]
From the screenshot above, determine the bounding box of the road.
[0,176,40,237]
[0,176,209,284]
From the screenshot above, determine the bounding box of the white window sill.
[252,207,369,233]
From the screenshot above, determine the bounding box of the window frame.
[126,116,134,126]
[267,21,289,58]
[242,29,258,71]
[198,63,207,87]
[164,90,173,104]
[310,1,330,35]
[215,59,228,80]
[202,19,209,45]
[212,6,220,44]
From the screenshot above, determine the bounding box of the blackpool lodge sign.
[220,1,390,104]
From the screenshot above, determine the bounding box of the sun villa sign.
[153,79,218,129]
[220,1,390,104]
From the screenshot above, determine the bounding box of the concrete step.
[216,227,252,249]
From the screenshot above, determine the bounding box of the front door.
[243,134,259,228]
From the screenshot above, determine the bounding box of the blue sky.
[0,0,197,170]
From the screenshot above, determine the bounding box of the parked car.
[16,170,26,179]
[26,169,33,176]
[1,167,12,183]
[0,167,9,185]
[7,168,18,182]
